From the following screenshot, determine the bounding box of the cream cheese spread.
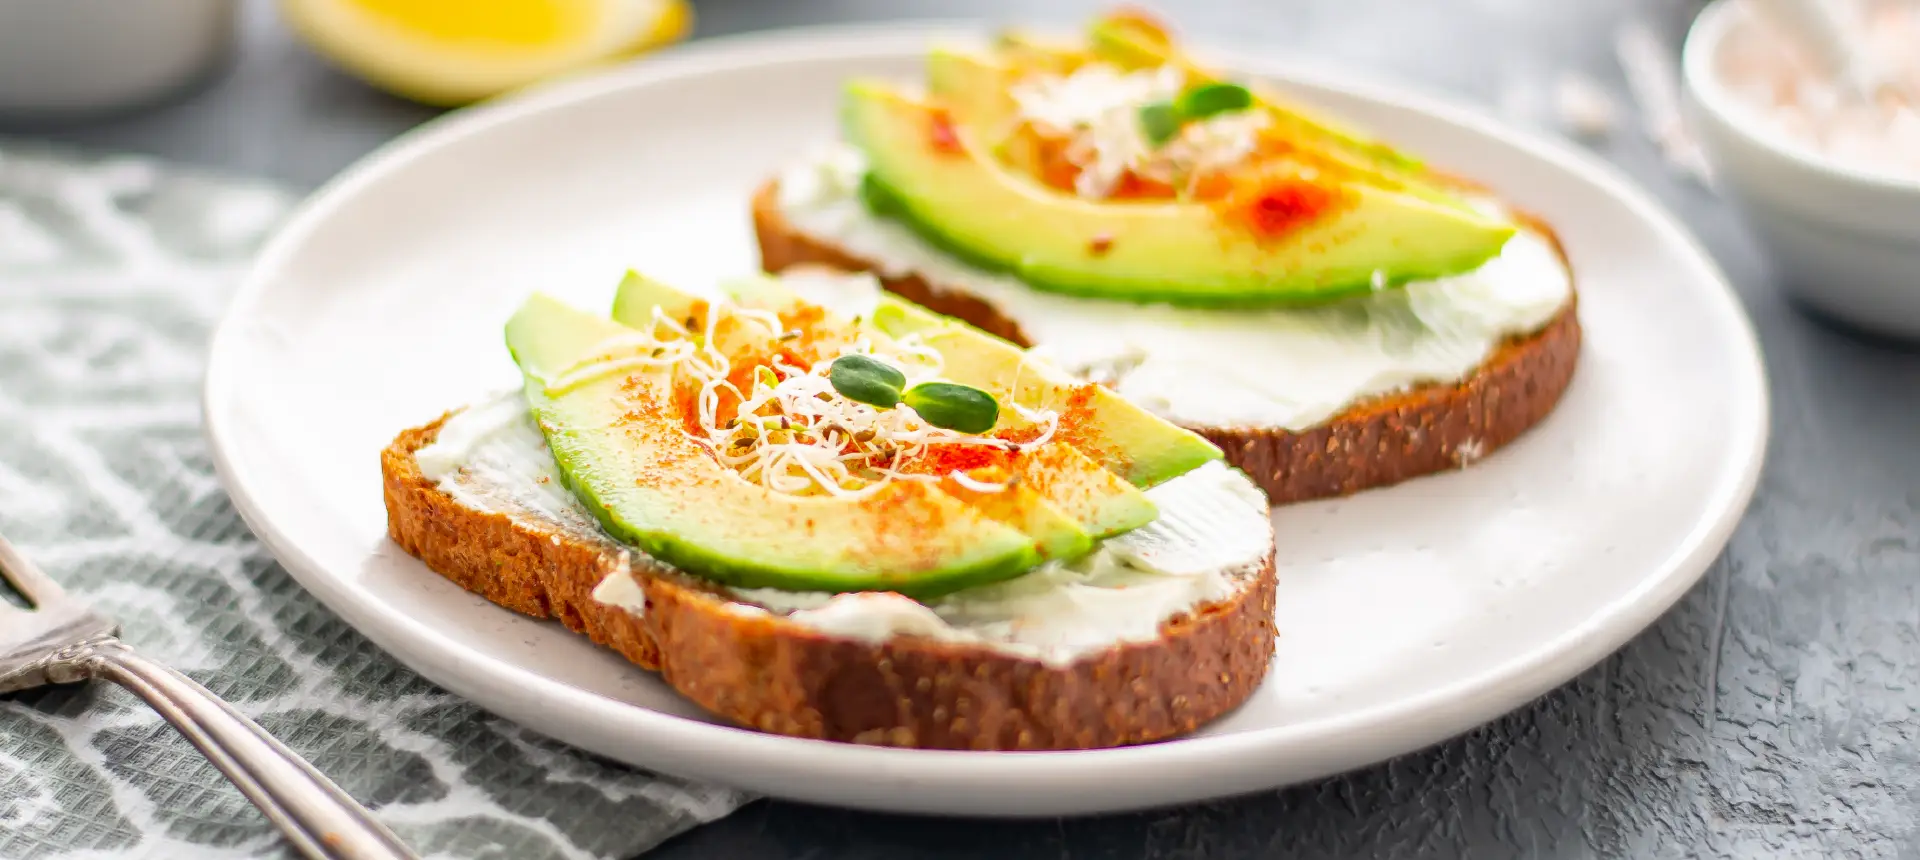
[773,144,1574,431]
[415,393,613,544]
[589,550,642,617]
[414,391,1274,666]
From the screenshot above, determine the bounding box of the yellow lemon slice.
[282,0,693,106]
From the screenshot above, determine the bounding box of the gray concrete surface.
[19,1,1920,857]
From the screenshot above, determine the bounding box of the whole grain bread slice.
[751,181,1583,506]
[382,416,1278,750]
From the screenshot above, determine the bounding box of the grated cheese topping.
[1006,62,1270,199]
[558,300,1062,500]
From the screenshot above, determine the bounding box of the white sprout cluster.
[1007,63,1269,199]
[569,301,1064,500]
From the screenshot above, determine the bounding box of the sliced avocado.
[843,81,1515,307]
[609,269,698,326]
[935,467,1093,561]
[927,48,1021,130]
[960,13,1429,182]
[868,293,1221,490]
[863,291,950,332]
[1009,444,1157,540]
[972,12,1419,176]
[727,273,1184,511]
[1082,10,1425,175]
[713,272,793,308]
[614,273,1134,554]
[888,436,1159,544]
[608,269,783,366]
[1083,9,1173,67]
[989,29,1089,74]
[506,292,1042,598]
[923,47,1475,214]
[927,48,1057,184]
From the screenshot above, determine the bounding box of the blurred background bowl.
[1682,0,1920,340]
[0,0,238,119]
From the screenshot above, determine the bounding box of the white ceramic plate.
[203,24,1768,817]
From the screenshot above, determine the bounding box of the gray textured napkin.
[0,144,749,859]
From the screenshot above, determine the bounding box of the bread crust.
[751,181,1582,505]
[382,419,1278,750]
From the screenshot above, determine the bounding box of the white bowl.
[0,0,236,117]
[1682,0,1920,339]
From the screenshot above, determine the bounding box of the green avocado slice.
[866,293,1222,490]
[1007,443,1160,540]
[931,467,1093,561]
[926,47,1022,128]
[990,29,1090,75]
[923,47,1481,216]
[505,292,1042,598]
[713,273,1178,525]
[609,270,698,327]
[611,272,1104,562]
[962,21,1422,177]
[843,81,1514,307]
[1081,11,1426,176]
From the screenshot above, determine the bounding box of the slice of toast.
[751,180,1583,506]
[382,411,1278,751]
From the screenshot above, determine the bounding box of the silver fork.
[0,534,419,860]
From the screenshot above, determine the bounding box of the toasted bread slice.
[752,180,1582,506]
[382,412,1278,750]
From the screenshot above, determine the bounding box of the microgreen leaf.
[903,382,999,434]
[1175,82,1253,120]
[828,354,905,408]
[1138,101,1183,147]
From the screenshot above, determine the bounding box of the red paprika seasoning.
[1232,177,1345,239]
[927,108,963,155]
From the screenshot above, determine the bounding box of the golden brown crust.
[751,180,1582,505]
[383,420,668,671]
[382,419,1277,750]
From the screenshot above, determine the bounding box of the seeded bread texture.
[750,180,1582,505]
[382,418,1278,750]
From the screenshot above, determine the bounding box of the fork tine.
[0,532,66,607]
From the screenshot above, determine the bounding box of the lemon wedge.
[282,0,693,106]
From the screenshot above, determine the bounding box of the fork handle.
[82,639,419,860]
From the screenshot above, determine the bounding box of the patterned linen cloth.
[0,145,749,859]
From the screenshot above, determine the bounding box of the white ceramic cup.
[1683,0,1920,340]
[0,0,239,117]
